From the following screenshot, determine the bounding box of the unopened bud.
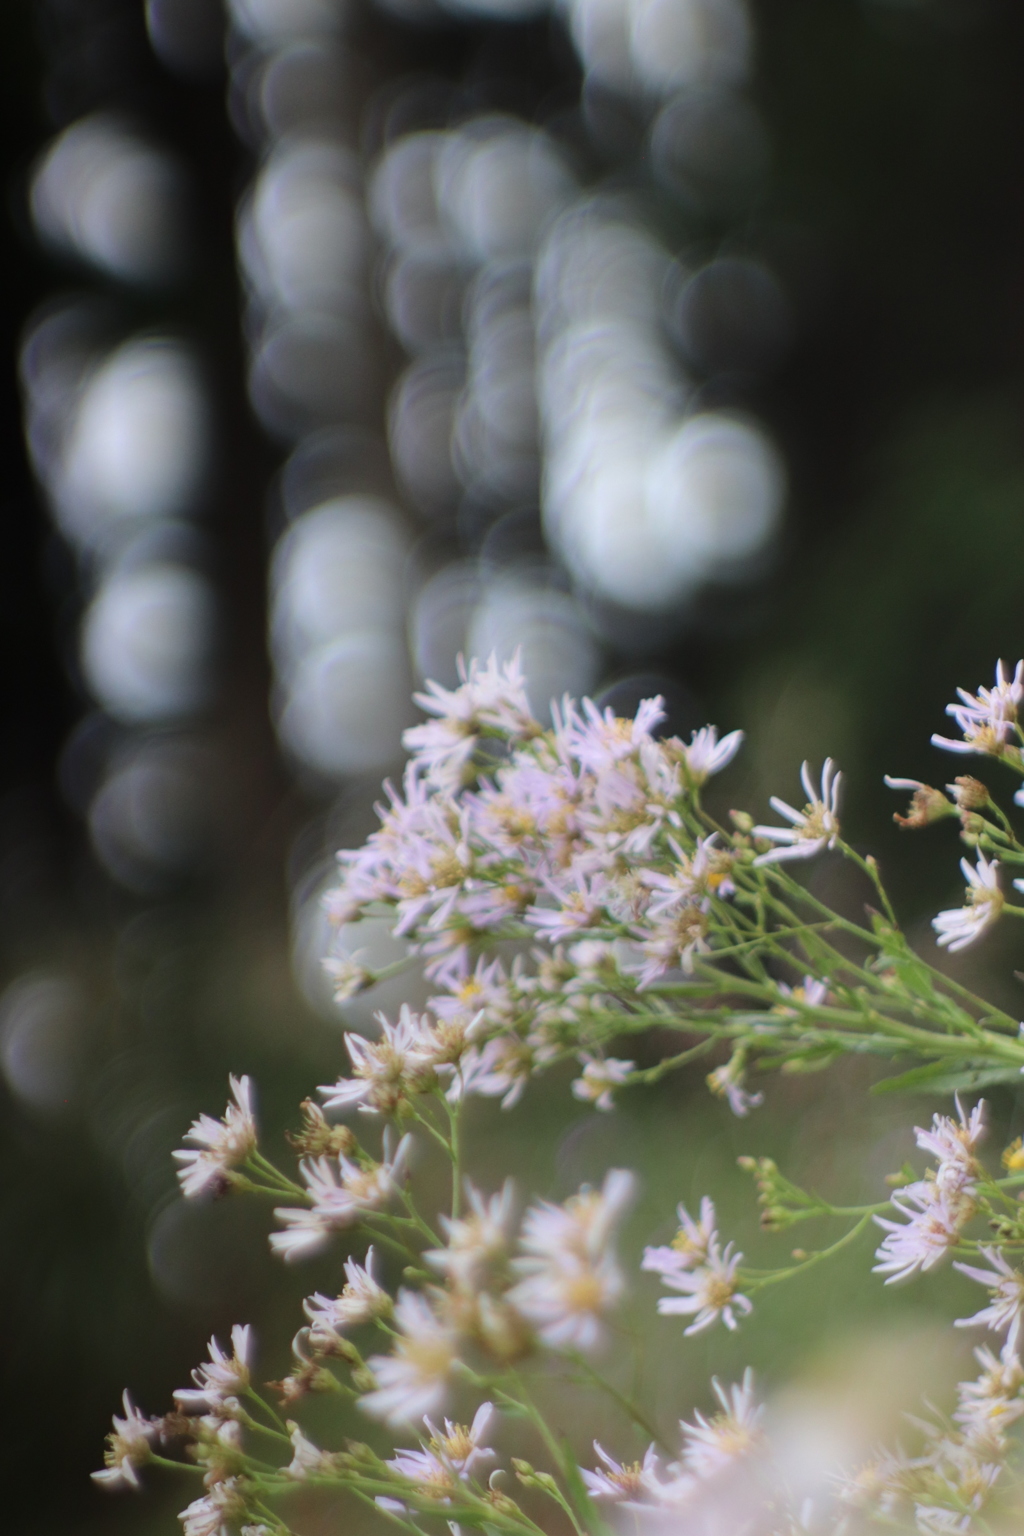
[730,809,754,833]
[287,1101,357,1157]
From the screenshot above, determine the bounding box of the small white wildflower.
[873,1180,975,1284]
[322,954,374,1003]
[932,854,1004,952]
[571,1054,634,1112]
[679,1370,764,1479]
[424,1180,516,1290]
[173,1075,257,1198]
[752,759,842,865]
[653,1238,753,1336]
[319,1005,434,1115]
[680,726,744,786]
[642,1197,718,1279]
[178,1478,244,1536]
[360,1290,460,1426]
[582,1443,667,1505]
[931,659,1024,758]
[386,1403,497,1498]
[174,1325,253,1415]
[92,1391,160,1490]
[271,1133,412,1262]
[304,1247,392,1349]
[955,1247,1024,1353]
[508,1250,626,1353]
[706,1055,764,1118]
[286,1422,339,1479]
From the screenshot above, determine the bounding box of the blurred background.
[5,0,1024,1531]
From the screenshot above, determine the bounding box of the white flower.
[931,659,1024,757]
[360,1290,460,1426]
[174,1325,253,1414]
[932,854,1004,952]
[582,1442,669,1505]
[680,726,744,786]
[386,1403,497,1496]
[404,653,539,788]
[652,1238,753,1336]
[571,1054,634,1112]
[508,1250,626,1353]
[776,976,829,1009]
[304,1248,392,1348]
[873,1179,975,1284]
[286,1422,339,1479]
[322,954,374,1003]
[458,1035,535,1109]
[517,1169,636,1267]
[92,1391,160,1490]
[642,1197,718,1278]
[173,1075,257,1198]
[319,1006,434,1116]
[752,759,842,865]
[178,1479,244,1536]
[955,1247,1024,1353]
[954,1344,1024,1443]
[706,1055,764,1117]
[425,1181,516,1290]
[916,1098,985,1197]
[271,1134,412,1262]
[680,1370,764,1479]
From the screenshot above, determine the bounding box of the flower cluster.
[93,656,1024,1536]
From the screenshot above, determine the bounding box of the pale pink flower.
[932,659,1024,757]
[304,1248,392,1348]
[173,1075,257,1198]
[680,1371,764,1479]
[271,1134,412,1262]
[174,1325,253,1414]
[318,1005,435,1115]
[92,1391,161,1490]
[360,1290,459,1426]
[642,1197,718,1279]
[571,1054,634,1111]
[873,1179,975,1284]
[955,1248,1024,1353]
[653,1238,752,1336]
[933,855,1004,952]
[753,759,841,865]
[424,1180,517,1290]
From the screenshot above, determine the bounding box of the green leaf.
[872,1060,1020,1094]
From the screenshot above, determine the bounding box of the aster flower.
[525,866,611,943]
[559,695,666,775]
[322,954,374,1003]
[458,1035,535,1109]
[652,1237,753,1336]
[360,1289,460,1426]
[304,1248,392,1350]
[582,1443,672,1506]
[916,1097,986,1198]
[679,725,744,786]
[174,1325,253,1414]
[706,1055,764,1118]
[92,1391,161,1490]
[642,1198,718,1279]
[507,1250,626,1352]
[955,1247,1024,1353]
[571,1054,634,1111]
[404,653,539,789]
[752,760,842,865]
[775,976,829,1011]
[386,1403,496,1499]
[633,905,711,988]
[518,1169,636,1267]
[286,1423,340,1479]
[873,1178,975,1284]
[178,1478,244,1536]
[931,659,1024,758]
[424,1180,516,1290]
[173,1075,257,1199]
[954,1345,1024,1443]
[679,1370,765,1479]
[318,1006,435,1116]
[641,834,735,919]
[271,1134,412,1262]
[932,854,1004,952]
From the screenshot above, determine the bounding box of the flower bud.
[949,776,990,812]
